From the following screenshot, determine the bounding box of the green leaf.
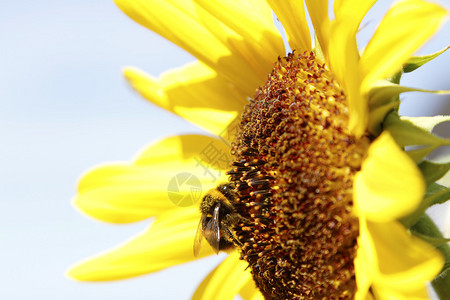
[369,81,421,107]
[389,70,402,85]
[401,115,450,132]
[411,232,450,247]
[384,112,450,148]
[418,161,450,186]
[425,183,450,206]
[389,46,449,87]
[406,146,438,163]
[408,214,450,299]
[368,83,450,136]
[409,214,450,266]
[368,100,399,135]
[369,81,450,108]
[432,268,450,300]
[403,46,449,73]
[426,183,448,195]
[402,183,450,227]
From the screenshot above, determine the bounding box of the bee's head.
[216,183,236,201]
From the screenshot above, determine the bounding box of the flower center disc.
[229,51,369,299]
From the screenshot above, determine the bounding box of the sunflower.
[68,0,450,299]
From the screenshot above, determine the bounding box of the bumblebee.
[193,183,242,256]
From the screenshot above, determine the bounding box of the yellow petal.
[330,0,376,80]
[333,0,377,28]
[74,135,231,223]
[327,0,377,137]
[360,0,448,92]
[194,0,285,81]
[67,207,213,281]
[354,217,377,300]
[192,251,252,300]
[114,0,284,95]
[266,0,311,52]
[327,18,360,107]
[368,221,443,297]
[354,131,425,222]
[305,0,330,59]
[240,276,264,300]
[373,286,430,300]
[328,18,367,137]
[124,62,245,138]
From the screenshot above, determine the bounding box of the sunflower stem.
[410,214,450,299]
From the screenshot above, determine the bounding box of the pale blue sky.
[1,1,449,299]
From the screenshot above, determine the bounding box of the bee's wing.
[206,204,221,254]
[193,216,205,257]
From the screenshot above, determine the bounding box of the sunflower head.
[227,50,372,299]
[68,0,449,299]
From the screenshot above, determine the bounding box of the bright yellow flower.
[68,0,449,299]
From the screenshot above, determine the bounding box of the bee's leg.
[232,233,243,247]
[226,226,243,247]
[228,212,251,226]
[221,217,243,248]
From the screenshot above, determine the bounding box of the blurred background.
[1,0,448,299]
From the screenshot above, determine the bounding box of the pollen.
[229,51,370,299]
